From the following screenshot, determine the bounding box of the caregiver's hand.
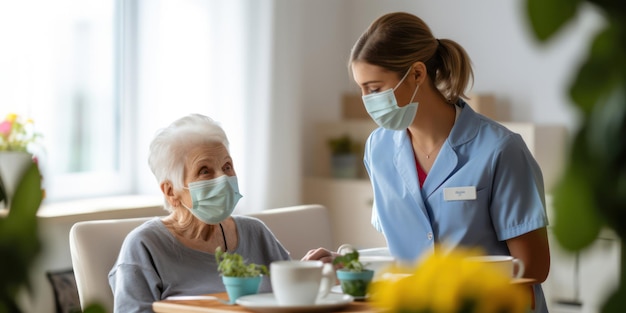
[301,247,338,264]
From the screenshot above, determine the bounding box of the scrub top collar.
[447,99,480,148]
[391,99,480,197]
[391,99,477,155]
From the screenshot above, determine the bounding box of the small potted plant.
[215,247,269,303]
[327,134,360,179]
[333,250,374,298]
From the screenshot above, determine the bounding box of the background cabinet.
[544,228,621,313]
[543,196,621,313]
[302,177,386,250]
[305,119,384,250]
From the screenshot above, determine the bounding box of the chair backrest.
[247,204,333,259]
[69,204,333,312]
[69,216,153,312]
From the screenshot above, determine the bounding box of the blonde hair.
[350,12,474,103]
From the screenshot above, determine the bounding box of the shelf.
[313,120,377,179]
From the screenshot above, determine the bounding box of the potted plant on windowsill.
[215,247,268,303]
[327,134,361,179]
[333,250,374,298]
[0,113,43,210]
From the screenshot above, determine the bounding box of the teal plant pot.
[336,269,374,298]
[222,276,262,303]
[331,154,358,179]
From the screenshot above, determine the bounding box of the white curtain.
[133,0,301,213]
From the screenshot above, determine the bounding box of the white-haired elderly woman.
[108,114,290,313]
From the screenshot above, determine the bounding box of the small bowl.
[359,256,396,278]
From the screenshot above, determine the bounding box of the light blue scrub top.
[364,100,549,312]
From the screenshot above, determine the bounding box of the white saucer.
[236,292,353,313]
[330,285,368,301]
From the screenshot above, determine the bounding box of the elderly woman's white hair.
[148,114,229,212]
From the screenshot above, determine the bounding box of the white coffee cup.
[465,255,525,279]
[270,260,335,306]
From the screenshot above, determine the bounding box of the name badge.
[443,186,476,201]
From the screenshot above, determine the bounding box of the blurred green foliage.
[0,161,106,313]
[0,161,43,313]
[327,134,360,156]
[526,0,626,312]
[0,178,5,205]
[82,304,107,313]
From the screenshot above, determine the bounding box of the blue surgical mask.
[182,175,243,224]
[362,68,419,130]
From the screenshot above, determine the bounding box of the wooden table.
[153,292,376,313]
[153,280,536,312]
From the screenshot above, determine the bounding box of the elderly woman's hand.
[301,247,338,264]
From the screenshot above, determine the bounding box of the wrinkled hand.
[301,247,338,264]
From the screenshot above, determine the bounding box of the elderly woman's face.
[184,142,235,186]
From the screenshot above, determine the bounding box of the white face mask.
[362,68,419,130]
[182,175,243,224]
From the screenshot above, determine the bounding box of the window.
[0,0,129,201]
[1,0,287,212]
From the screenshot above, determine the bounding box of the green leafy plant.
[327,134,362,179]
[333,250,364,272]
[327,134,359,156]
[333,250,373,297]
[215,247,269,278]
[0,161,105,313]
[0,176,5,206]
[526,1,626,312]
[0,161,42,312]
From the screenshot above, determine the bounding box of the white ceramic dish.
[360,255,396,275]
[236,292,353,313]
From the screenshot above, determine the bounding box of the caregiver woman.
[303,12,550,312]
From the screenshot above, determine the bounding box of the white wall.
[282,0,355,177]
[296,0,604,176]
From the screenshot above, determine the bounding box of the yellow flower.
[5,113,18,123]
[368,245,531,313]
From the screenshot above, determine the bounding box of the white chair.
[69,204,333,312]
[69,216,153,312]
[248,204,334,259]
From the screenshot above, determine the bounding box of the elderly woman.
[108,114,290,312]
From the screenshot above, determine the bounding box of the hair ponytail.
[434,39,474,103]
